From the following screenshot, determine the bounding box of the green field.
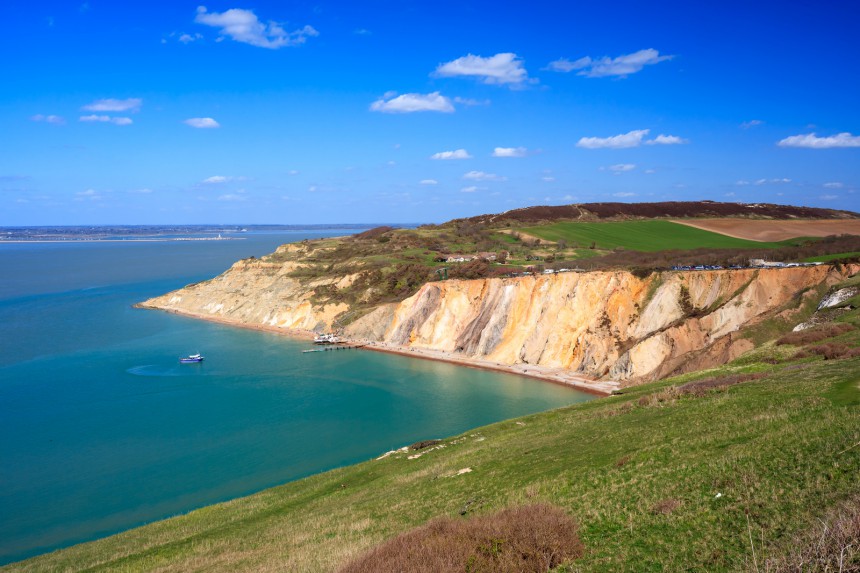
[10,307,860,571]
[520,220,790,252]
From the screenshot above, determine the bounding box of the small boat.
[179,353,204,363]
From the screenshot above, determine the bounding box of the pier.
[302,343,366,354]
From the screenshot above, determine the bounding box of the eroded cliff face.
[345,265,857,383]
[140,256,857,385]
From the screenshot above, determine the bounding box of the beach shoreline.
[136,305,617,396]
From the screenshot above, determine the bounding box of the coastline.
[136,305,617,396]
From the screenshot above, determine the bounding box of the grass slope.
[520,220,790,252]
[9,312,860,572]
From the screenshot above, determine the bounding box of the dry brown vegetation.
[794,343,860,361]
[637,373,768,407]
[761,496,860,572]
[777,323,855,346]
[336,504,583,573]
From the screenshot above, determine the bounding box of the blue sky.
[2,1,859,225]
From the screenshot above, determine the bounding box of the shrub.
[676,373,767,397]
[776,323,854,346]
[336,504,583,573]
[762,496,860,572]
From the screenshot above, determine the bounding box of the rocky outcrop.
[141,255,858,385]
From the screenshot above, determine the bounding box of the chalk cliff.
[140,255,857,385]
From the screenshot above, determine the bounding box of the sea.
[0,228,594,565]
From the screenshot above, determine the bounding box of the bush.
[336,504,583,573]
[776,323,854,346]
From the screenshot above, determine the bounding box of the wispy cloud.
[454,96,490,106]
[430,149,472,160]
[184,117,220,128]
[463,170,506,181]
[492,146,527,158]
[434,53,528,85]
[194,6,318,49]
[82,98,142,113]
[75,188,102,201]
[547,48,672,78]
[823,182,844,189]
[646,134,687,145]
[777,132,860,149]
[203,175,228,183]
[80,114,133,125]
[179,32,203,44]
[577,129,648,149]
[741,119,764,129]
[217,192,247,201]
[370,91,454,113]
[30,114,66,125]
[605,163,636,173]
[420,179,438,185]
[577,129,686,149]
[613,192,636,197]
[460,185,482,193]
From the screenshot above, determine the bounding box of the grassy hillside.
[518,220,790,252]
[10,285,860,572]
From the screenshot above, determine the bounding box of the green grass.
[9,326,860,572]
[801,251,860,262]
[519,220,788,252]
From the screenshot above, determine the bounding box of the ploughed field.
[671,218,860,242]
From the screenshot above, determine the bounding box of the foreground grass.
[8,336,859,572]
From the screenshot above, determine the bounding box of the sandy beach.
[136,306,617,396]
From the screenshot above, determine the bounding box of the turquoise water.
[0,231,594,565]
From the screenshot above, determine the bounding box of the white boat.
[313,333,339,344]
[179,353,204,363]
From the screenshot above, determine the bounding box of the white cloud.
[79,114,133,125]
[613,192,636,197]
[288,170,299,175]
[179,32,203,44]
[820,194,838,200]
[203,175,228,183]
[420,179,438,185]
[353,28,371,36]
[754,178,791,185]
[542,176,556,182]
[460,185,480,193]
[184,117,220,128]
[434,53,528,85]
[577,129,649,149]
[370,92,454,113]
[741,119,764,129]
[824,182,844,189]
[607,163,636,172]
[194,6,318,49]
[547,48,672,78]
[430,149,472,160]
[130,188,152,194]
[644,169,656,174]
[75,188,102,201]
[217,193,247,201]
[463,170,506,181]
[578,129,687,148]
[82,98,142,113]
[778,132,860,149]
[492,146,527,158]
[454,96,490,106]
[30,114,65,125]
[646,134,688,145]
[735,180,750,186]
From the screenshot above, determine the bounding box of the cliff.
[140,254,858,386]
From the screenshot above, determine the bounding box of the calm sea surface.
[0,230,593,565]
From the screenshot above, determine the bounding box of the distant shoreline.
[136,305,616,396]
[0,237,245,244]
